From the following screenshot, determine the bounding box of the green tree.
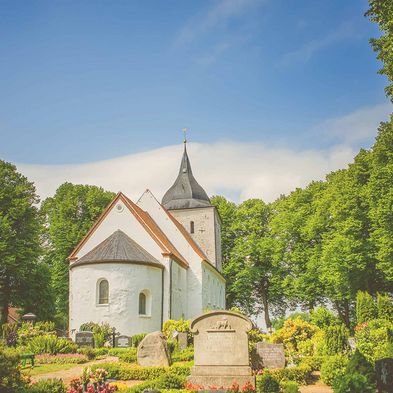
[366,0,393,101]
[356,291,377,324]
[0,160,43,324]
[41,183,115,326]
[377,293,393,321]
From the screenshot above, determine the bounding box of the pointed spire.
[162,137,211,210]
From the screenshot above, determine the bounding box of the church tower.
[162,141,222,271]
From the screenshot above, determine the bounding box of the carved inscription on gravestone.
[115,335,131,348]
[256,343,285,369]
[75,331,94,347]
[188,310,255,387]
[376,358,393,393]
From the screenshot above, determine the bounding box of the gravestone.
[376,358,393,393]
[177,332,188,350]
[188,310,255,388]
[137,331,171,367]
[256,343,285,369]
[75,331,94,347]
[115,335,132,348]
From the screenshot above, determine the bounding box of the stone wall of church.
[69,263,163,337]
[169,206,222,270]
[202,262,226,310]
[170,261,187,320]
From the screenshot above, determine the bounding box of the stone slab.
[178,332,188,350]
[137,331,171,367]
[115,335,132,348]
[75,331,94,347]
[376,358,393,393]
[256,342,285,369]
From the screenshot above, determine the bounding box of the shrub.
[1,323,18,347]
[117,348,137,363]
[27,335,77,354]
[17,321,56,347]
[0,345,28,393]
[298,356,324,371]
[355,318,393,362]
[325,324,349,355]
[131,333,147,348]
[80,322,113,348]
[29,378,66,393]
[35,354,88,364]
[90,363,168,380]
[356,291,377,324]
[155,373,186,389]
[162,319,191,341]
[320,355,348,386]
[77,346,97,360]
[280,380,300,393]
[269,364,312,385]
[310,307,340,330]
[256,372,280,393]
[171,346,194,362]
[332,373,375,393]
[377,293,393,322]
[345,350,375,386]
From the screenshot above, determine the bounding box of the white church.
[68,141,226,336]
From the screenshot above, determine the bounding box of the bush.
[356,291,377,324]
[90,363,168,380]
[155,373,186,389]
[345,350,375,385]
[2,323,18,347]
[0,345,28,393]
[280,380,300,393]
[320,355,348,386]
[35,354,88,364]
[256,372,280,393]
[162,320,191,342]
[131,333,147,348]
[117,348,137,363]
[171,346,194,362]
[310,307,340,330]
[377,293,393,322]
[79,322,113,348]
[29,378,66,393]
[325,324,349,355]
[27,335,77,355]
[355,318,393,362]
[332,373,375,393]
[17,321,56,347]
[77,346,97,360]
[298,356,324,371]
[269,364,312,385]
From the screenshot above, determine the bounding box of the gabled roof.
[69,192,188,268]
[72,230,160,268]
[162,143,212,210]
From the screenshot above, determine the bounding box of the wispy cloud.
[18,140,356,204]
[314,102,392,144]
[280,21,361,66]
[174,0,262,47]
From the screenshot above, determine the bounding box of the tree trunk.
[334,300,351,328]
[260,283,272,330]
[0,285,10,325]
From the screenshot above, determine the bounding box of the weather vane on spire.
[182,128,188,144]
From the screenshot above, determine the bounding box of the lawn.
[22,362,79,377]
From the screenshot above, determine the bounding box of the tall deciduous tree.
[41,183,115,326]
[0,160,42,324]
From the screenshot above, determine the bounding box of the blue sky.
[0,0,390,166]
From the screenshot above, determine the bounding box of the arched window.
[190,221,195,234]
[139,292,146,315]
[98,279,109,304]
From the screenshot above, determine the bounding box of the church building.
[68,142,226,337]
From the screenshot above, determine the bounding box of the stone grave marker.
[137,331,171,367]
[177,332,188,350]
[376,358,393,393]
[115,335,132,348]
[187,310,255,388]
[75,331,94,347]
[256,342,285,369]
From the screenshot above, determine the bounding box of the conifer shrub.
[356,291,377,324]
[256,372,280,393]
[320,355,348,386]
[377,293,393,321]
[325,324,349,355]
[131,333,147,348]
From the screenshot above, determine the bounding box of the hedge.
[269,364,313,385]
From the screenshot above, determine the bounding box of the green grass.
[22,362,78,376]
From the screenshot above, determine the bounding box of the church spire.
[162,136,211,210]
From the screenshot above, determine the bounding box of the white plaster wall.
[171,261,187,320]
[214,210,222,272]
[73,198,163,263]
[169,206,222,269]
[202,262,226,311]
[69,263,162,337]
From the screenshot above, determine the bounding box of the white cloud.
[174,0,262,47]
[17,141,356,204]
[314,102,392,143]
[280,21,360,66]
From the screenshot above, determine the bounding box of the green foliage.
[28,378,66,393]
[117,347,137,363]
[77,346,97,360]
[171,346,194,362]
[377,293,393,321]
[35,353,88,364]
[269,364,312,385]
[345,350,375,385]
[41,182,115,326]
[162,319,191,340]
[355,318,393,362]
[256,372,280,393]
[154,373,186,389]
[17,321,56,346]
[320,355,348,386]
[2,322,18,347]
[271,312,310,331]
[26,334,77,355]
[0,345,28,393]
[356,291,377,324]
[280,381,300,393]
[79,322,113,347]
[332,373,375,393]
[0,160,52,324]
[325,325,349,356]
[132,333,147,347]
[310,307,340,330]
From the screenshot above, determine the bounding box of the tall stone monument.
[188,310,255,388]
